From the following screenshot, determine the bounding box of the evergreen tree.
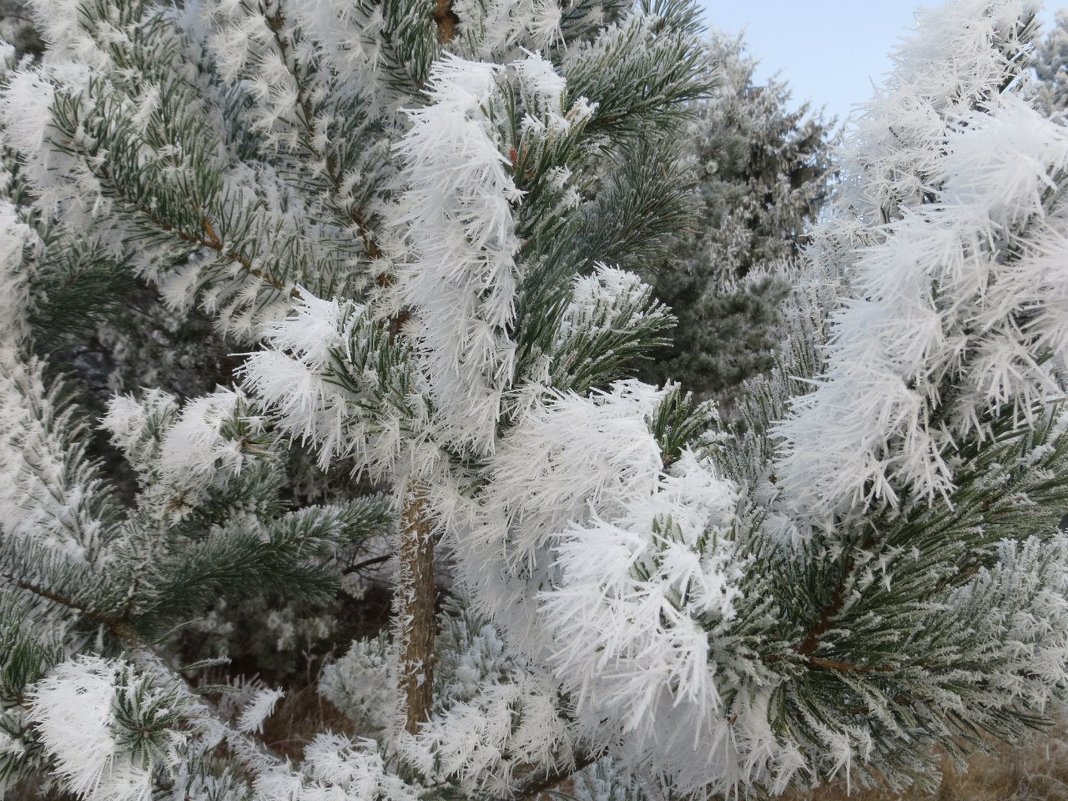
[1035,8,1068,115]
[1,2,1068,801]
[639,32,834,401]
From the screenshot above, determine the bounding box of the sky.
[697,1,1062,123]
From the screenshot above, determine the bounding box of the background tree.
[638,31,835,401]
[1035,8,1068,115]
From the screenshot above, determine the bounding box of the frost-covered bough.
[3,0,1068,799]
[777,0,1066,520]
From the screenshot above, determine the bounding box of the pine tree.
[1,1,1068,801]
[638,31,835,401]
[1035,8,1068,115]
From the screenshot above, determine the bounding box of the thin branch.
[91,162,296,296]
[341,553,393,575]
[4,573,141,643]
[510,751,599,800]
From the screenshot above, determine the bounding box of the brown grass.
[259,684,361,760]
[782,722,1068,801]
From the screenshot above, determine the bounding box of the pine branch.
[260,0,386,258]
[198,215,294,295]
[792,551,854,660]
[2,572,141,644]
[90,161,294,296]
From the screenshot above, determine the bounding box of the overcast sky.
[697,1,1063,123]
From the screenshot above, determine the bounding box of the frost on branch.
[0,358,115,560]
[833,0,1039,233]
[241,294,361,464]
[540,450,748,793]
[102,387,270,522]
[777,4,1068,523]
[241,291,425,476]
[320,634,396,734]
[392,54,524,457]
[236,687,284,734]
[401,667,573,795]
[158,391,258,491]
[255,733,419,801]
[100,390,181,480]
[27,656,185,801]
[439,378,760,794]
[396,605,577,796]
[446,380,665,655]
[0,196,39,343]
[549,266,675,394]
[450,0,563,58]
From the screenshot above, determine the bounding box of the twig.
[341,553,393,575]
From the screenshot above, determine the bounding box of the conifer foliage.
[1035,7,1068,115]
[639,32,835,400]
[2,0,1068,800]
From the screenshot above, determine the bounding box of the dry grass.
[782,722,1068,801]
[260,684,362,760]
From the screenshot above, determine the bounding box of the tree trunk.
[433,0,457,43]
[396,489,436,734]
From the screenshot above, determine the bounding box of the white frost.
[28,657,155,801]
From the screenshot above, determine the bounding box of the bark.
[433,0,458,44]
[397,489,437,733]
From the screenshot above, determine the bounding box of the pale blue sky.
[698,1,1062,123]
